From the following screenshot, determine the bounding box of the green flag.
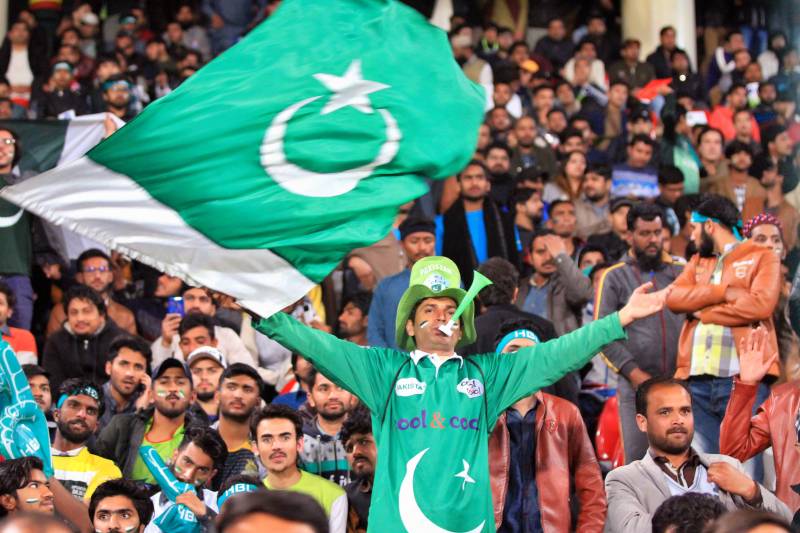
[0,0,483,317]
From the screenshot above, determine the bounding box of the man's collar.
[51,446,85,457]
[649,446,700,466]
[409,350,464,369]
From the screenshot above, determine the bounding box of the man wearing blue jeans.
[666,195,780,479]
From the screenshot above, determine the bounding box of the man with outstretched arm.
[254,256,668,533]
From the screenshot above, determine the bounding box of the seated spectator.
[174,4,212,62]
[336,292,370,347]
[530,84,555,131]
[99,336,151,431]
[186,343,226,421]
[709,509,792,533]
[513,188,543,250]
[611,134,659,199]
[23,364,52,416]
[655,165,685,235]
[731,109,762,155]
[31,62,87,119]
[597,80,630,153]
[744,158,799,252]
[669,50,705,103]
[533,17,573,71]
[89,479,154,533]
[47,248,137,338]
[660,94,701,194]
[709,84,760,143]
[568,57,608,114]
[607,106,655,165]
[271,352,313,413]
[510,115,558,178]
[697,127,730,182]
[485,142,515,207]
[42,285,125,393]
[605,377,791,532]
[706,30,746,96]
[609,39,655,89]
[0,281,36,364]
[574,163,612,240]
[563,39,607,91]
[646,26,685,79]
[341,405,374,532]
[651,493,726,533]
[544,199,582,260]
[215,490,329,533]
[451,34,492,96]
[543,150,586,203]
[489,81,522,119]
[758,125,798,202]
[586,197,633,263]
[753,81,778,125]
[489,321,605,532]
[100,75,136,120]
[0,21,49,107]
[702,141,764,213]
[487,105,514,143]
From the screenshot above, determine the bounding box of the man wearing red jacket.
[666,194,781,460]
[488,319,605,533]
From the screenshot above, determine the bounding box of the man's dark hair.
[250,404,303,441]
[494,317,549,348]
[658,165,685,185]
[694,194,741,234]
[456,159,488,181]
[530,228,556,247]
[216,491,329,533]
[546,107,566,119]
[578,244,608,265]
[726,82,747,98]
[586,163,612,181]
[762,124,787,151]
[178,313,216,339]
[0,280,16,311]
[651,493,726,533]
[63,284,106,316]
[512,187,536,205]
[303,366,320,390]
[635,376,691,416]
[88,478,154,526]
[659,25,675,37]
[532,84,554,97]
[732,107,751,122]
[724,29,744,42]
[629,133,655,148]
[217,474,264,499]
[725,139,753,159]
[627,202,666,231]
[219,363,264,397]
[76,248,111,272]
[0,457,44,517]
[107,335,152,368]
[507,41,528,57]
[58,377,104,417]
[698,126,724,146]
[485,141,512,159]
[559,127,583,145]
[547,198,573,219]
[707,510,791,532]
[341,291,372,317]
[609,78,630,91]
[340,404,372,444]
[177,426,228,472]
[476,258,519,307]
[22,364,49,381]
[674,193,703,229]
[515,166,546,186]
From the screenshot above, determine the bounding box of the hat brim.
[394,286,476,352]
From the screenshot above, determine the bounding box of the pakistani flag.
[0,0,483,317]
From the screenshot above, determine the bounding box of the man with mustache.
[98,336,152,431]
[301,368,355,487]
[94,359,205,484]
[341,405,375,533]
[253,404,347,533]
[595,202,685,464]
[90,478,154,533]
[51,379,121,501]
[605,377,790,532]
[186,342,226,422]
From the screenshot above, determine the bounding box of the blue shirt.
[272,390,308,410]
[499,407,542,533]
[465,210,488,264]
[521,282,549,319]
[366,269,411,349]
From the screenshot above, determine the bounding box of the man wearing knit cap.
[256,255,668,532]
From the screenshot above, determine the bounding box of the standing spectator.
[703,141,764,213]
[609,39,656,89]
[533,17,573,70]
[706,30,746,96]
[51,378,121,501]
[0,281,36,364]
[660,96,701,194]
[697,127,730,182]
[0,20,48,107]
[440,160,518,287]
[187,344,226,422]
[451,34,492,94]
[666,195,780,458]
[203,0,255,55]
[510,116,558,178]
[336,292,370,347]
[94,358,204,482]
[670,50,705,103]
[709,84,760,143]
[42,285,125,393]
[100,75,136,121]
[175,4,211,62]
[595,203,685,464]
[743,158,800,252]
[563,39,607,91]
[646,26,685,79]
[76,11,101,60]
[731,109,762,154]
[611,134,659,199]
[543,151,587,203]
[301,368,354,487]
[341,405,375,533]
[99,336,151,431]
[597,80,630,152]
[489,324,606,532]
[513,188,543,250]
[758,31,788,80]
[574,164,613,240]
[757,125,798,199]
[516,230,593,335]
[252,405,347,533]
[367,216,435,349]
[545,199,582,260]
[484,142,515,207]
[655,165,686,236]
[586,197,633,263]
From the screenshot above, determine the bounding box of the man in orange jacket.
[665,194,780,465]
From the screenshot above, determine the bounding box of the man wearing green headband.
[255,255,667,533]
[667,194,780,462]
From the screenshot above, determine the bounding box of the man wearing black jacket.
[42,285,125,393]
[441,160,518,287]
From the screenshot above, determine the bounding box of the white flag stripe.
[1,156,314,318]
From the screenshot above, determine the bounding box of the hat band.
[217,483,259,508]
[690,211,743,241]
[496,329,540,354]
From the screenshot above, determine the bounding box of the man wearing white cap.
[187,346,227,423]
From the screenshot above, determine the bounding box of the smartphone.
[166,296,184,317]
[686,110,708,127]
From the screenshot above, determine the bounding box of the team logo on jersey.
[456,378,484,399]
[395,377,427,397]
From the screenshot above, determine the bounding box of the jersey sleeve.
[478,313,627,421]
[254,313,406,417]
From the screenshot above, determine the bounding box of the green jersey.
[255,312,626,533]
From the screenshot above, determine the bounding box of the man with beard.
[367,216,435,349]
[441,160,519,287]
[211,364,262,488]
[186,344,226,421]
[509,116,557,178]
[301,368,355,487]
[341,405,375,533]
[99,336,152,431]
[666,194,780,459]
[337,292,370,347]
[252,405,347,533]
[90,479,154,533]
[94,359,205,483]
[51,379,121,501]
[703,141,764,214]
[485,142,515,208]
[575,164,613,240]
[595,203,685,463]
[46,249,136,337]
[605,377,790,532]
[101,75,135,121]
[743,158,799,252]
[513,188,543,251]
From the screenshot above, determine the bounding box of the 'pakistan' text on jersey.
[256,312,626,532]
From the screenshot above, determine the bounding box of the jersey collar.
[409,350,464,371]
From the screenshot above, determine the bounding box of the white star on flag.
[313,59,389,115]
[455,459,476,490]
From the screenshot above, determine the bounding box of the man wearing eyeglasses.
[45,248,137,338]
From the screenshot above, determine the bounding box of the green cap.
[394,256,475,351]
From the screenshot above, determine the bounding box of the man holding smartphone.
[98,336,153,431]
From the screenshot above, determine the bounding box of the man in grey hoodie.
[595,202,685,465]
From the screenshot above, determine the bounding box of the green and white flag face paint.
[0,0,483,317]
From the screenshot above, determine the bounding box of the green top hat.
[395,256,478,352]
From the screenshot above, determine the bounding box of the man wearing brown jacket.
[666,194,781,460]
[489,319,606,533]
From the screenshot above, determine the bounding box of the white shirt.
[144,489,218,533]
[6,48,33,88]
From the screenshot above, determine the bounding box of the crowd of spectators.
[0,0,798,532]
